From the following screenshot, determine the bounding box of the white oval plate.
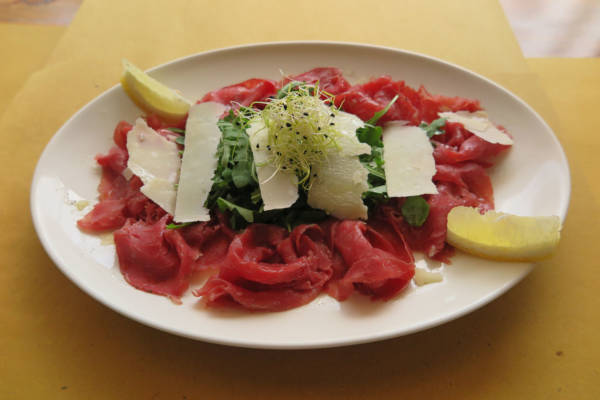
[31,42,570,349]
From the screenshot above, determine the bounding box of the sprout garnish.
[243,83,342,188]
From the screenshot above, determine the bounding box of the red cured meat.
[79,115,175,233]
[336,76,482,125]
[196,224,333,311]
[80,69,515,310]
[200,78,278,108]
[146,113,188,131]
[368,207,414,265]
[95,145,128,175]
[114,216,197,297]
[327,220,414,301]
[285,67,352,96]
[395,189,461,262]
[181,212,235,270]
[434,163,494,210]
[78,168,129,232]
[398,163,494,261]
[336,76,421,124]
[98,169,129,201]
[198,279,326,312]
[127,193,168,224]
[432,121,511,166]
[127,176,168,224]
[113,120,133,150]
[418,86,481,123]
[77,199,126,232]
[79,169,165,233]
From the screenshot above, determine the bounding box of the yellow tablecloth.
[0,24,65,118]
[1,1,599,398]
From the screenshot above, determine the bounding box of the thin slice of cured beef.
[326,220,415,301]
[113,120,133,150]
[200,78,278,108]
[113,215,197,298]
[98,168,129,201]
[335,76,482,125]
[180,212,236,271]
[146,113,187,131]
[77,199,126,232]
[336,76,421,124]
[284,67,352,96]
[79,117,169,233]
[433,162,494,210]
[398,162,494,262]
[78,170,166,232]
[80,71,514,310]
[95,145,128,176]
[417,86,481,123]
[78,168,129,232]
[196,224,333,311]
[432,121,511,166]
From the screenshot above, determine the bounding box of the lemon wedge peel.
[446,206,562,262]
[121,59,191,123]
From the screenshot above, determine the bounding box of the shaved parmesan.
[247,119,299,211]
[308,111,370,220]
[174,102,226,222]
[383,123,438,197]
[439,111,513,145]
[413,268,443,286]
[308,151,369,220]
[127,118,181,214]
[333,111,372,156]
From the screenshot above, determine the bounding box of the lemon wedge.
[446,206,561,262]
[121,59,190,123]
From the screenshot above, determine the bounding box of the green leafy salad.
[169,82,446,230]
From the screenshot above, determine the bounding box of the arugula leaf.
[366,95,399,125]
[175,136,185,145]
[232,161,253,188]
[362,184,388,206]
[250,187,262,204]
[166,221,195,230]
[356,105,393,210]
[254,191,327,231]
[362,163,385,180]
[167,127,185,134]
[365,184,387,194]
[295,209,328,223]
[207,93,431,229]
[356,124,383,148]
[401,196,430,227]
[205,111,257,211]
[419,117,446,138]
[276,81,304,99]
[204,110,328,230]
[216,197,254,223]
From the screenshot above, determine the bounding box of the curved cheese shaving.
[127,118,181,214]
[307,111,370,220]
[247,119,299,211]
[439,111,513,145]
[383,123,438,198]
[174,102,227,222]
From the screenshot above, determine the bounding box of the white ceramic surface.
[30,42,570,349]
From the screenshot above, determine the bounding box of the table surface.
[1,1,599,399]
[3,0,600,57]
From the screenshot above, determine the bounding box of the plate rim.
[30,40,571,349]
